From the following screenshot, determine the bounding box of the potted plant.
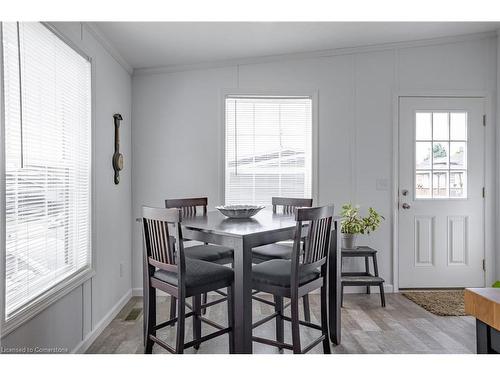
[340,204,363,249]
[340,204,384,249]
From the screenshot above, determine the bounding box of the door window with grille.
[415,111,467,199]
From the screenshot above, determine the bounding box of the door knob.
[401,203,411,209]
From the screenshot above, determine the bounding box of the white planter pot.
[341,233,357,249]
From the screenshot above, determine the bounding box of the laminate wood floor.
[86,293,476,354]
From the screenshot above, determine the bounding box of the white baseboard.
[131,284,394,297]
[133,288,167,297]
[72,289,132,354]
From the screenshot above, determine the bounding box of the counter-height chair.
[165,197,234,320]
[252,205,333,354]
[142,206,234,354]
[252,197,313,322]
[252,197,313,262]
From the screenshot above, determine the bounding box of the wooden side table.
[464,288,500,354]
[341,246,385,307]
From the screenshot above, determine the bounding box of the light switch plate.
[376,178,389,191]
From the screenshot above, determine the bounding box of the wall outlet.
[119,262,124,277]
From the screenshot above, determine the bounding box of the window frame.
[221,89,319,206]
[0,22,96,337]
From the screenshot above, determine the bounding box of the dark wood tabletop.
[182,210,302,237]
[181,209,342,353]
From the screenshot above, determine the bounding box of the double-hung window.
[1,22,92,329]
[224,95,313,205]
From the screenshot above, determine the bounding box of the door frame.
[392,90,495,292]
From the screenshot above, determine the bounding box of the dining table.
[181,209,342,354]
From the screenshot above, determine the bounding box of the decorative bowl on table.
[216,205,265,219]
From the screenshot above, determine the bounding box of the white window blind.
[225,96,312,205]
[2,22,92,319]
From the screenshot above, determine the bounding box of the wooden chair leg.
[201,293,208,315]
[274,296,284,352]
[144,286,156,354]
[193,295,202,350]
[320,285,331,354]
[142,281,149,349]
[227,285,235,354]
[379,284,386,307]
[303,294,311,322]
[176,296,186,354]
[169,296,177,326]
[290,296,301,354]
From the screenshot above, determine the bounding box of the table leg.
[329,222,341,345]
[232,237,253,353]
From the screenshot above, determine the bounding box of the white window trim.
[220,89,319,206]
[0,22,96,338]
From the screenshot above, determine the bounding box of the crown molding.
[84,22,133,75]
[133,30,497,77]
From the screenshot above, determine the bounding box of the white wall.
[131,34,498,290]
[1,22,133,352]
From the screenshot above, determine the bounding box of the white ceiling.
[94,22,500,70]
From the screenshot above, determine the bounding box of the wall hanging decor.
[112,113,124,184]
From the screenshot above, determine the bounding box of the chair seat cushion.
[153,259,233,293]
[252,243,293,261]
[185,244,233,262]
[252,259,320,288]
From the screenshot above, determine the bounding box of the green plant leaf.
[340,203,385,235]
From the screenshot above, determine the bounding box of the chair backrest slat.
[142,206,183,272]
[158,220,168,263]
[165,197,208,217]
[291,205,334,281]
[165,198,208,245]
[272,197,313,214]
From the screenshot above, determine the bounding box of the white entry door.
[398,97,485,288]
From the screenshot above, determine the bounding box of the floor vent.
[124,308,142,321]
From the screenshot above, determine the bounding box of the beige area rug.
[402,290,465,316]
